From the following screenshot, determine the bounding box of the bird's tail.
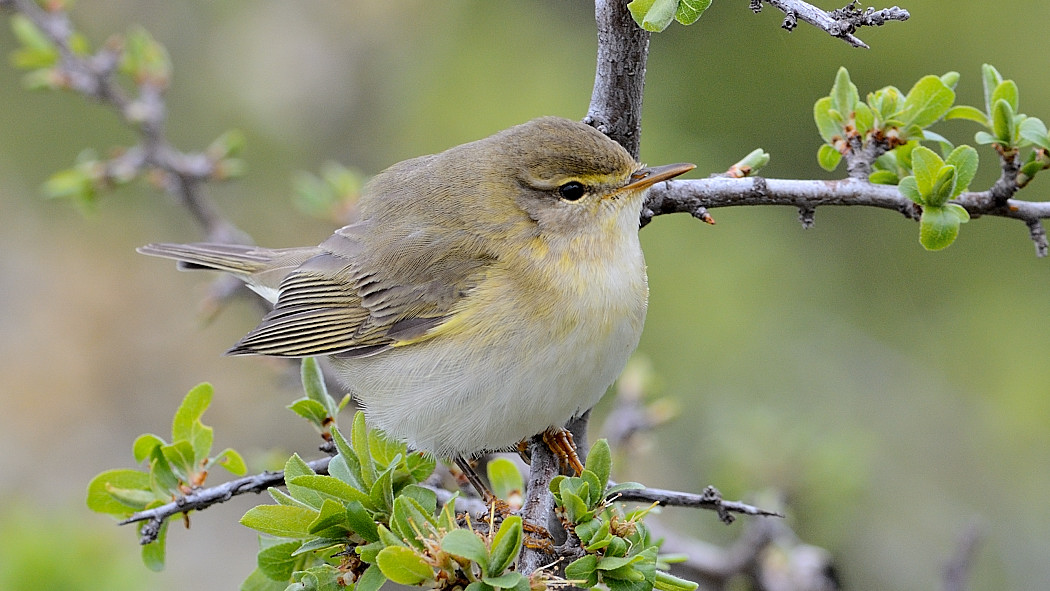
[137,242,322,297]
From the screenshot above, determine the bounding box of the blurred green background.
[1,1,1048,589]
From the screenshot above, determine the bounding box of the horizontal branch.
[615,484,784,524]
[644,176,1050,256]
[119,456,333,544]
[753,0,910,49]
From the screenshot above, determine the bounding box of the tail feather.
[137,242,323,296]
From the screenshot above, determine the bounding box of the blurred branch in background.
[752,0,910,49]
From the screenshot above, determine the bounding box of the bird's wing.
[227,223,494,358]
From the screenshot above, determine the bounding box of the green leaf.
[944,105,989,127]
[301,357,336,418]
[944,145,979,198]
[356,564,386,591]
[992,98,1015,143]
[352,412,377,488]
[483,572,526,589]
[346,500,380,542]
[974,131,998,145]
[488,515,523,575]
[487,458,524,500]
[948,202,971,223]
[375,546,433,585]
[308,498,351,536]
[991,79,1019,112]
[813,97,841,144]
[927,165,956,207]
[854,102,874,137]
[10,14,59,69]
[869,170,900,185]
[292,537,346,556]
[404,451,437,483]
[675,0,712,25]
[939,71,960,90]
[399,484,437,515]
[586,439,613,493]
[900,75,955,129]
[598,555,643,571]
[257,540,301,582]
[581,470,603,508]
[376,523,406,548]
[898,177,921,204]
[133,434,165,463]
[565,555,599,587]
[285,454,325,509]
[241,568,290,591]
[982,64,1004,113]
[330,428,364,490]
[369,466,395,513]
[86,469,151,515]
[211,447,248,476]
[831,67,859,121]
[289,474,373,508]
[240,504,319,538]
[171,383,212,447]
[149,445,181,493]
[817,144,842,171]
[627,0,678,32]
[162,440,197,479]
[654,570,699,591]
[140,521,168,572]
[441,529,489,565]
[919,205,964,251]
[120,26,171,85]
[910,146,945,198]
[288,399,331,427]
[390,496,437,549]
[573,517,603,546]
[1019,117,1050,150]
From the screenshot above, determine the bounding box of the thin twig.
[645,176,1050,256]
[615,484,783,524]
[942,523,983,591]
[754,0,909,48]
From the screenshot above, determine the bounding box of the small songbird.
[140,116,693,477]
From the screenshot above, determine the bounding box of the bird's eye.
[557,181,587,201]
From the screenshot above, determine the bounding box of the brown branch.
[644,176,1050,256]
[752,0,910,48]
[942,523,983,591]
[615,484,783,524]
[119,455,490,546]
[585,0,650,159]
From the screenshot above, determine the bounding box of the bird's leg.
[453,456,494,501]
[542,427,585,475]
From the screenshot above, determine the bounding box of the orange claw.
[542,427,585,475]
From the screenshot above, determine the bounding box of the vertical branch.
[585,0,650,159]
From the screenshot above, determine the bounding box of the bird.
[139,116,693,487]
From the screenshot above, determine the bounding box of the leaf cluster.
[85,383,247,571]
[627,0,712,32]
[814,65,1050,251]
[946,64,1050,186]
[551,441,697,591]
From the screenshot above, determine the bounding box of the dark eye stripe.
[558,181,586,201]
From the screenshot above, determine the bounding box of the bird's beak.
[618,162,695,194]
